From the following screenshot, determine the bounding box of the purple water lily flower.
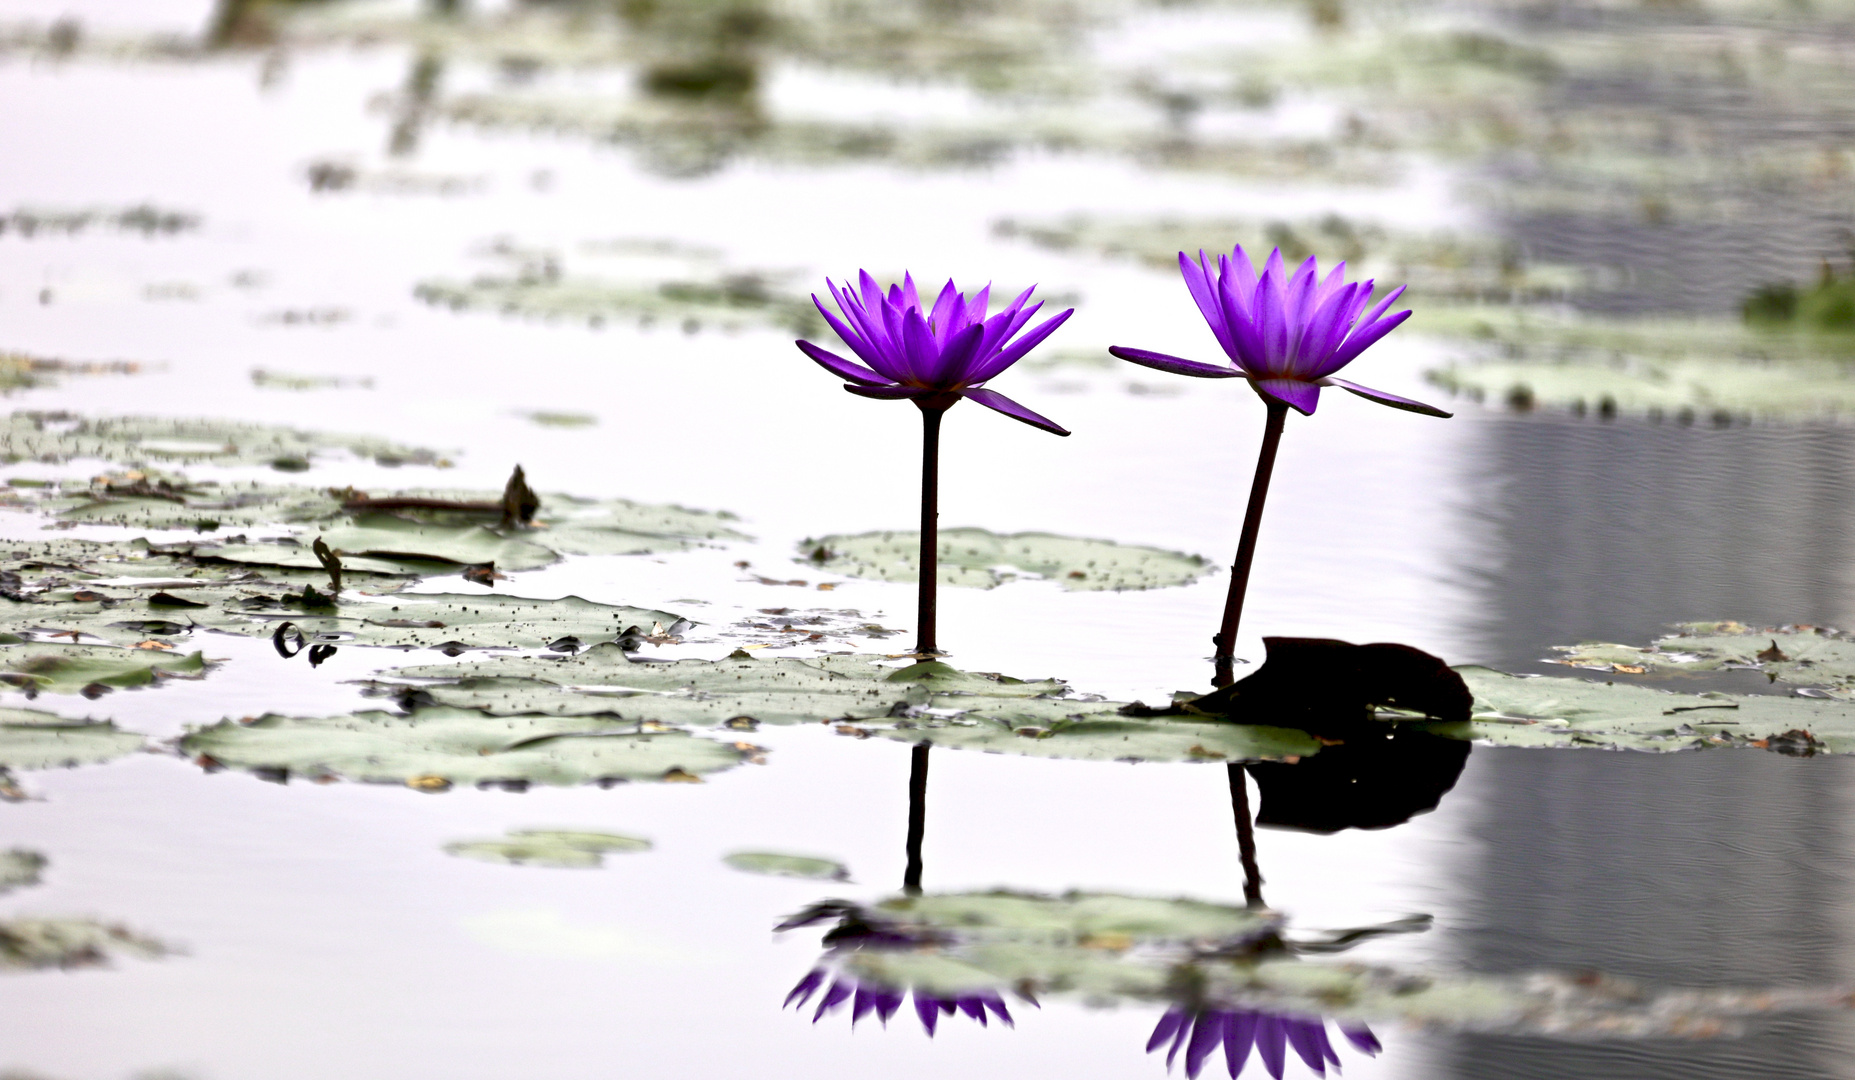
[785,967,1017,1036]
[1108,246,1451,687]
[1109,247,1447,419]
[795,271,1075,656]
[798,271,1073,434]
[1146,1008,1380,1080]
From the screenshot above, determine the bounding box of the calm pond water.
[3,1,1855,1078]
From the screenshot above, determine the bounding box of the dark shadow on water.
[1246,726,1469,834]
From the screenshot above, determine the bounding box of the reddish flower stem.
[1229,763,1265,908]
[916,402,948,656]
[1212,399,1289,688]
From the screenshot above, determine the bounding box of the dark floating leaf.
[1185,637,1472,736]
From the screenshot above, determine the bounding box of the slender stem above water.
[916,404,947,656]
[1229,763,1265,909]
[904,742,930,895]
[1212,400,1289,688]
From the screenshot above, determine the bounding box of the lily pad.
[723,852,849,881]
[181,706,752,788]
[0,917,171,972]
[798,528,1213,591]
[1431,667,1855,754]
[213,513,560,574]
[0,412,447,470]
[1551,622,1855,690]
[0,850,45,894]
[445,829,652,867]
[0,644,207,695]
[0,708,144,768]
[880,702,1322,764]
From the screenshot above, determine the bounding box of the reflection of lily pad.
[0,850,45,894]
[0,644,207,695]
[0,709,144,768]
[446,829,652,867]
[0,917,171,972]
[799,528,1212,591]
[0,412,446,470]
[724,852,849,881]
[181,706,752,788]
[872,891,1278,946]
[1430,667,1855,753]
[1552,622,1855,691]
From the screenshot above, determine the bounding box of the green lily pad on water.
[181,706,753,789]
[0,850,45,894]
[0,644,207,696]
[0,708,144,768]
[445,829,652,867]
[1551,622,1855,691]
[0,917,171,972]
[0,412,446,470]
[208,514,560,574]
[1431,666,1855,754]
[724,851,849,881]
[798,528,1213,591]
[878,703,1322,764]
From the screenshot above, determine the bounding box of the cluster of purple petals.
[796,271,1072,435]
[785,967,1017,1036]
[1146,1008,1380,1080]
[1108,245,1447,419]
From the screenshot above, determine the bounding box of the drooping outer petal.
[796,339,890,386]
[1322,376,1452,417]
[1107,345,1241,379]
[1254,377,1321,416]
[960,387,1070,435]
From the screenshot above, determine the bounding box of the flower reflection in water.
[784,966,1017,1035]
[1148,1008,1379,1080]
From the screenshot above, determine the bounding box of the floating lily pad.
[798,528,1212,591]
[0,709,144,768]
[0,644,207,696]
[445,829,652,867]
[723,852,849,881]
[0,412,446,470]
[0,917,170,972]
[1,204,196,238]
[1430,667,1855,754]
[0,850,45,894]
[181,706,752,788]
[1551,622,1855,690]
[880,704,1323,764]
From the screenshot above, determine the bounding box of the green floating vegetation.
[1552,622,1855,692]
[723,851,848,881]
[0,917,171,972]
[445,828,652,867]
[1420,308,1855,422]
[1433,667,1855,754]
[0,708,144,768]
[996,213,1580,305]
[0,352,144,396]
[0,850,45,894]
[0,204,197,239]
[799,528,1212,591]
[181,706,754,789]
[0,412,447,471]
[0,644,207,696]
[878,701,1322,764]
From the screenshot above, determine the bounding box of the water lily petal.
[1339,1024,1381,1055]
[844,383,922,400]
[901,307,940,384]
[968,306,1072,382]
[813,980,853,1023]
[1322,375,1450,416]
[1325,307,1413,371]
[1108,345,1241,378]
[1285,1020,1328,1075]
[915,994,940,1037]
[1181,251,1236,356]
[1148,1010,1188,1054]
[929,278,962,344]
[1255,1015,1287,1079]
[983,994,1014,1028]
[1186,1013,1227,1080]
[1255,377,1320,415]
[784,968,826,1008]
[1297,282,1364,372]
[797,339,891,386]
[1225,1012,1258,1079]
[960,387,1070,435]
[927,321,986,386]
[962,283,991,329]
[851,987,877,1027]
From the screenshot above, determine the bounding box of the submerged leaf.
[800,528,1212,591]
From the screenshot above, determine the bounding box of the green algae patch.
[799,528,1212,591]
[181,706,752,788]
[446,829,652,867]
[723,852,848,881]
